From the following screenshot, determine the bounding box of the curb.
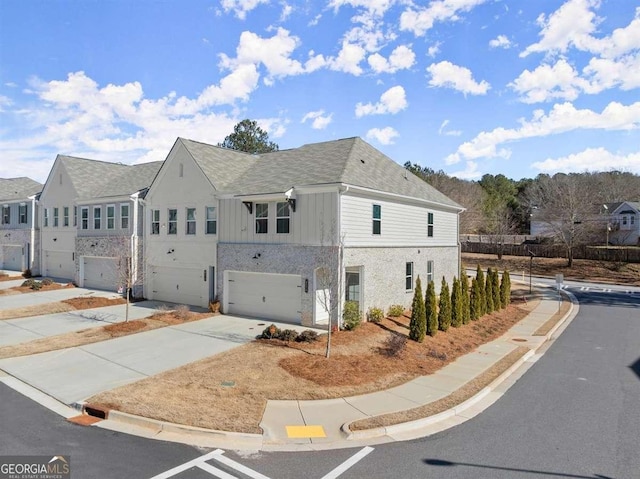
[342,288,576,442]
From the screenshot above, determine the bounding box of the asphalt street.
[1,286,638,479]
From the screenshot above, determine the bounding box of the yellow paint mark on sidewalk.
[286,425,326,438]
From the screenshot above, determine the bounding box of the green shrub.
[501,270,511,307]
[31,281,42,291]
[260,324,281,339]
[461,275,471,324]
[491,269,501,310]
[387,304,405,317]
[469,278,480,321]
[451,277,462,327]
[425,280,438,337]
[438,277,452,331]
[475,265,486,316]
[367,307,384,323]
[279,329,299,342]
[342,301,362,330]
[409,276,426,342]
[21,279,37,288]
[41,278,54,286]
[485,267,495,313]
[296,330,319,343]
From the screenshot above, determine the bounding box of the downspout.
[457,210,462,278]
[29,195,36,274]
[336,185,349,327]
[131,192,140,296]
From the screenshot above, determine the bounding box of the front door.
[345,268,361,312]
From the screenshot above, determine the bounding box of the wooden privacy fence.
[461,242,640,263]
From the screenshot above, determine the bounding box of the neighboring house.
[0,177,42,273]
[38,155,161,287]
[145,137,463,327]
[607,201,640,245]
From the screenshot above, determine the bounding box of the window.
[63,206,69,227]
[151,210,160,235]
[120,204,129,229]
[81,207,89,230]
[255,203,268,234]
[372,204,381,235]
[168,209,177,234]
[186,208,196,235]
[19,204,27,224]
[405,262,414,291]
[428,212,434,237]
[631,215,636,226]
[93,207,101,229]
[107,205,115,229]
[73,206,77,227]
[53,207,59,227]
[622,216,628,226]
[427,260,434,284]
[1,205,9,225]
[276,201,290,234]
[206,206,217,234]
[44,208,49,227]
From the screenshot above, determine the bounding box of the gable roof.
[0,177,42,202]
[232,137,462,209]
[610,201,640,215]
[92,161,163,199]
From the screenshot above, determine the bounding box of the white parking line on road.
[320,447,374,479]
[149,449,223,479]
[197,462,240,479]
[210,450,272,479]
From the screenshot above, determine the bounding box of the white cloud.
[450,160,481,179]
[489,34,512,49]
[583,53,640,92]
[427,61,490,95]
[427,42,441,57]
[532,147,640,174]
[329,0,395,17]
[220,0,269,20]
[438,119,462,136]
[329,40,367,75]
[279,2,293,21]
[308,14,322,26]
[355,85,407,117]
[366,126,399,144]
[0,94,13,112]
[301,110,333,129]
[367,45,416,73]
[400,0,488,37]
[445,100,640,164]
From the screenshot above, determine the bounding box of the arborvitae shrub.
[470,278,480,321]
[425,280,438,337]
[476,265,486,316]
[409,276,426,342]
[451,277,462,327]
[461,275,471,324]
[492,269,502,310]
[485,267,495,313]
[501,270,511,307]
[438,277,452,332]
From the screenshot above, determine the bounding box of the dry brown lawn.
[463,252,640,286]
[0,296,126,321]
[89,287,539,434]
[0,309,212,360]
[0,273,23,282]
[0,281,73,296]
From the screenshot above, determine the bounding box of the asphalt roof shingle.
[0,177,42,202]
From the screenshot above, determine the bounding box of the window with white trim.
[19,204,27,224]
[93,206,101,230]
[73,206,77,227]
[428,212,434,237]
[276,201,290,234]
[206,206,217,234]
[107,205,115,229]
[63,206,69,227]
[120,204,129,229]
[168,209,177,234]
[427,260,434,284]
[405,262,414,291]
[186,208,196,235]
[81,207,88,230]
[372,204,381,235]
[631,215,636,226]
[151,210,160,235]
[255,203,268,234]
[43,208,49,227]
[1,205,9,225]
[53,207,59,227]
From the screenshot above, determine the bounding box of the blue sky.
[1,0,638,184]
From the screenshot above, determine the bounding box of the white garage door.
[226,271,302,323]
[150,265,205,307]
[83,256,118,291]
[44,250,75,281]
[1,245,23,272]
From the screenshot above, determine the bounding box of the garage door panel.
[226,271,301,323]
[150,266,204,307]
[1,245,23,271]
[44,251,74,281]
[83,257,118,291]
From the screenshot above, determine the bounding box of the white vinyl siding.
[341,194,458,247]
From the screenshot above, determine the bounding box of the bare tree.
[484,205,518,259]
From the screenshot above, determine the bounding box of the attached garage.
[1,245,23,272]
[43,250,75,281]
[149,265,206,307]
[82,256,118,291]
[225,271,302,323]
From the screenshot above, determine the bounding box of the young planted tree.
[409,276,426,342]
[491,269,502,310]
[475,265,486,316]
[438,277,452,332]
[501,270,511,307]
[469,277,480,321]
[425,280,438,336]
[485,267,495,313]
[451,277,463,327]
[461,274,471,324]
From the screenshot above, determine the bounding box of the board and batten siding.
[218,191,338,245]
[341,193,458,247]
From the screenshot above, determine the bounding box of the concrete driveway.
[0,300,169,348]
[0,286,121,310]
[0,278,27,290]
[0,315,312,405]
